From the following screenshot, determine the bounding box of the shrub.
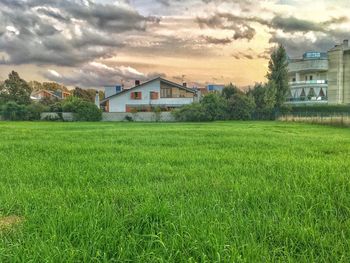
[226,94,256,120]
[1,101,27,120]
[201,93,227,121]
[172,103,209,122]
[26,103,49,120]
[151,106,162,122]
[74,100,102,121]
[61,97,102,121]
[50,102,63,112]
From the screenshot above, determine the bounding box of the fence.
[278,113,350,127]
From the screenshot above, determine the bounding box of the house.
[31,89,71,101]
[100,77,198,113]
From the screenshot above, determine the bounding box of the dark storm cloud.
[270,15,349,33]
[202,36,232,45]
[0,0,158,66]
[197,13,264,41]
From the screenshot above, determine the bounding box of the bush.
[50,102,63,112]
[75,100,102,121]
[201,93,227,121]
[1,101,27,120]
[226,94,256,120]
[172,103,209,122]
[61,97,101,121]
[26,103,49,120]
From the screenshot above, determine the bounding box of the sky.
[0,0,349,89]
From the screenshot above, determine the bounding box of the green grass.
[0,121,349,262]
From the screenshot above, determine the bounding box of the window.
[160,88,172,98]
[131,92,142,100]
[309,76,313,81]
[292,78,296,82]
[150,92,159,100]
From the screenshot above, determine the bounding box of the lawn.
[0,121,349,262]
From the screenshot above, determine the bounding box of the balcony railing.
[289,80,328,85]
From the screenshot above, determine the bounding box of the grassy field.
[0,121,349,262]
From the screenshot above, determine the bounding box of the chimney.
[183,82,187,87]
[95,90,100,109]
[343,39,349,48]
[135,80,140,86]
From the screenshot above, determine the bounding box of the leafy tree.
[62,96,101,121]
[26,103,49,120]
[226,93,256,120]
[0,71,32,105]
[42,82,69,92]
[267,45,289,108]
[248,81,276,118]
[221,83,242,100]
[72,87,96,102]
[1,101,28,120]
[201,93,227,121]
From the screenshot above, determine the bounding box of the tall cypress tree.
[266,45,289,108]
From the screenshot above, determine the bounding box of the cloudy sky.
[0,0,349,88]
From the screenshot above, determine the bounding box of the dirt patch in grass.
[0,215,24,231]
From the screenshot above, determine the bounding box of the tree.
[72,87,95,102]
[248,81,276,118]
[222,83,242,100]
[201,93,227,121]
[0,71,32,105]
[267,45,289,108]
[226,93,256,120]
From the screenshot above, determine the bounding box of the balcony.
[289,80,328,86]
[288,59,328,73]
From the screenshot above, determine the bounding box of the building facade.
[288,40,350,105]
[101,77,197,113]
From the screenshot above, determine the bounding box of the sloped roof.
[101,77,196,103]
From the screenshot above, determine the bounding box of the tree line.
[0,71,103,121]
[174,44,290,121]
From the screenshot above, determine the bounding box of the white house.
[100,77,198,113]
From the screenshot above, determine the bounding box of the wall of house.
[108,79,195,112]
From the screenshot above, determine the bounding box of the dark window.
[131,92,142,100]
[310,76,313,81]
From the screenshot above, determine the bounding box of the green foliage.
[248,81,277,119]
[0,122,349,262]
[226,93,256,120]
[286,104,350,117]
[49,102,63,112]
[72,87,96,102]
[201,93,227,121]
[74,101,102,121]
[1,101,27,120]
[152,106,162,122]
[267,45,289,108]
[62,97,101,121]
[0,71,32,105]
[1,101,48,121]
[26,103,49,120]
[172,103,209,121]
[221,83,242,100]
